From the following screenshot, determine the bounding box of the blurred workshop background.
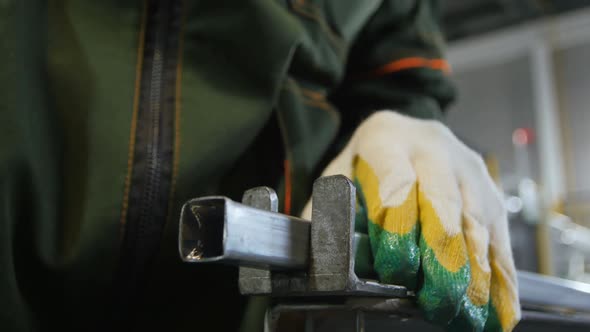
[442,0,590,283]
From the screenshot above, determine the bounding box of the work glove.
[302,111,520,331]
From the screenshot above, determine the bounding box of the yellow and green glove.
[302,111,520,331]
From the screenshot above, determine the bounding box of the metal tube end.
[179,197,226,262]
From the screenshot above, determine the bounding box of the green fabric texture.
[355,179,474,331]
[484,302,503,332]
[369,223,421,290]
[448,296,489,332]
[1,0,455,330]
[356,178,421,290]
[417,236,471,325]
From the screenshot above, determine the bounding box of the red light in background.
[512,128,535,146]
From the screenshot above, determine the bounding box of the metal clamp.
[179,175,408,297]
[178,175,590,313]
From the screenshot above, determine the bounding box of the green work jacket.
[1,0,455,330]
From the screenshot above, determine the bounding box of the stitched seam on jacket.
[300,87,339,120]
[290,0,345,51]
[276,104,294,215]
[120,0,148,238]
[167,0,186,221]
[288,83,339,122]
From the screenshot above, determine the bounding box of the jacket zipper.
[115,0,181,323]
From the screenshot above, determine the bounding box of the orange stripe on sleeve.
[372,57,451,76]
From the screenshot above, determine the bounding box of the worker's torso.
[1,0,392,330]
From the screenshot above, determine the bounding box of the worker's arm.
[332,0,455,127]
[304,1,521,331]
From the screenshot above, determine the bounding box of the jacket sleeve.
[331,0,456,127]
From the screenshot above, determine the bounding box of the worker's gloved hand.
[302,111,521,331]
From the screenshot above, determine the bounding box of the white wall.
[554,43,590,194]
[446,56,539,185]
[446,8,590,207]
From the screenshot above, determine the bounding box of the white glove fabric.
[302,111,520,332]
